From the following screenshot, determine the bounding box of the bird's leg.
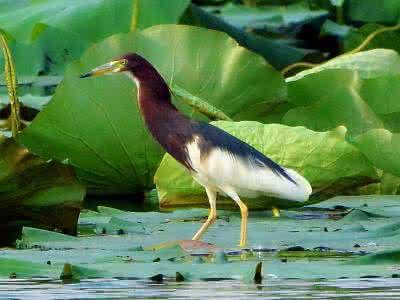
[192,187,217,241]
[236,198,248,248]
[222,188,248,247]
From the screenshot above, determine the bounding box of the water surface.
[1,278,400,299]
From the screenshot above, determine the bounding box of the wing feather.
[191,121,297,185]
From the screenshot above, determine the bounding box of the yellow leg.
[192,187,217,241]
[237,199,248,247]
[271,207,280,217]
[221,187,248,247]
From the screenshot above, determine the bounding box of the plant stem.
[130,0,140,32]
[0,32,21,138]
[171,84,232,121]
[243,0,257,7]
[336,5,344,24]
[281,62,318,76]
[347,23,400,55]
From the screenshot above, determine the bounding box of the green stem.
[243,0,257,6]
[0,32,20,138]
[347,23,400,55]
[281,62,317,76]
[171,85,232,121]
[336,5,344,24]
[130,0,140,32]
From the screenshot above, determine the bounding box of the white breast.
[186,137,312,202]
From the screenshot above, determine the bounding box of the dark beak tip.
[79,73,91,79]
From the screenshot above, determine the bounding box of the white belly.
[186,138,312,202]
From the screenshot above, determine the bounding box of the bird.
[80,53,312,247]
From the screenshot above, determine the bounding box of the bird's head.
[80,53,147,79]
[80,52,171,101]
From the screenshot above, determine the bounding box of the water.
[1,278,400,299]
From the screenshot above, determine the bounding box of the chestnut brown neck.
[128,66,194,169]
[129,67,181,127]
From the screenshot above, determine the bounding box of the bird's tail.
[282,168,312,202]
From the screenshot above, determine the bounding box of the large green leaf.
[209,2,328,32]
[19,25,286,194]
[285,50,400,131]
[286,49,400,82]
[359,75,400,132]
[154,121,378,210]
[182,4,316,69]
[0,0,190,43]
[284,69,384,136]
[0,134,85,245]
[284,50,400,184]
[346,0,400,23]
[353,129,400,178]
[0,0,190,76]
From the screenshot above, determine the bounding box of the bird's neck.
[130,69,184,128]
[129,70,193,167]
[132,67,171,104]
[137,81,184,134]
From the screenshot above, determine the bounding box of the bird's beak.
[80,60,124,78]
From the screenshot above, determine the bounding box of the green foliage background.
[1,0,400,210]
[1,0,400,280]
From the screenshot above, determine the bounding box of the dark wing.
[191,120,297,185]
[163,133,194,171]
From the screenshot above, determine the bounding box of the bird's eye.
[121,59,128,65]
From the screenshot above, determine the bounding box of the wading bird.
[81,53,312,247]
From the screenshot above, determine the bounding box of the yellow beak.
[80,60,123,78]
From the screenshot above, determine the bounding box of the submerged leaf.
[349,249,400,265]
[3,197,400,280]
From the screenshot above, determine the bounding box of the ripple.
[0,278,400,299]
